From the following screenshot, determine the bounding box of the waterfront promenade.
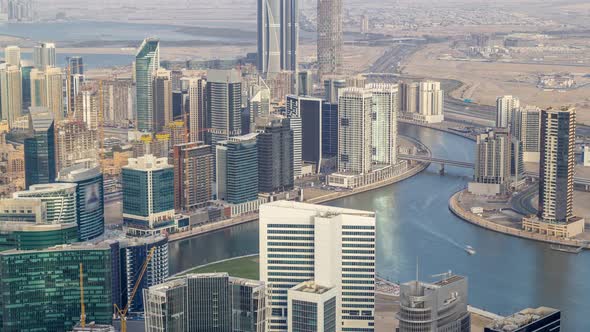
[449,190,590,249]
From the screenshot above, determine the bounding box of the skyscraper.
[317,0,343,78]
[522,107,584,238]
[56,119,99,171]
[135,38,160,132]
[368,83,398,166]
[257,118,294,193]
[216,133,259,204]
[173,142,213,211]
[538,107,575,223]
[57,160,104,241]
[469,129,511,195]
[13,183,78,225]
[4,45,21,66]
[324,77,347,104]
[286,95,323,169]
[153,68,173,132]
[511,105,541,162]
[287,281,337,332]
[485,307,561,332]
[122,154,175,236]
[400,82,419,114]
[0,64,23,127]
[397,275,470,332]
[297,70,312,96]
[418,81,444,123]
[24,108,56,188]
[338,88,373,174]
[259,201,376,332]
[496,95,520,128]
[33,42,56,69]
[322,102,338,157]
[143,273,266,332]
[207,69,242,146]
[30,66,64,121]
[0,241,118,331]
[187,77,207,142]
[257,0,298,74]
[66,56,84,115]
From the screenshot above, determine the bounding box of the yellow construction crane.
[114,247,156,332]
[79,263,86,328]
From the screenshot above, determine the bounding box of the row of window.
[268,248,314,253]
[268,229,314,235]
[342,231,376,236]
[343,243,375,248]
[268,236,314,241]
[342,226,375,230]
[268,224,314,229]
[268,254,314,259]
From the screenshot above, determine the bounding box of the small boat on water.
[550,244,583,254]
[465,245,476,255]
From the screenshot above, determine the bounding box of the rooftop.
[292,281,334,295]
[487,307,559,331]
[262,200,375,218]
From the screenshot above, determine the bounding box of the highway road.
[511,185,538,216]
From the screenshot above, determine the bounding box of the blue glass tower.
[58,160,105,241]
[135,38,160,132]
[24,108,56,188]
[217,134,259,204]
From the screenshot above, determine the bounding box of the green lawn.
[181,255,260,280]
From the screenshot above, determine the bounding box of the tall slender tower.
[33,42,56,69]
[135,38,160,133]
[206,69,242,147]
[538,107,576,223]
[317,0,343,78]
[0,64,23,127]
[496,95,520,128]
[257,0,298,75]
[152,68,172,133]
[338,88,373,175]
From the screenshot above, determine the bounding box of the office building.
[0,241,118,331]
[523,107,584,238]
[324,78,347,104]
[136,38,160,132]
[322,102,338,157]
[216,133,259,204]
[0,64,22,127]
[153,68,173,132]
[257,118,294,193]
[257,0,298,74]
[496,95,520,128]
[143,273,266,332]
[485,307,560,332]
[287,95,323,170]
[4,45,21,66]
[21,62,33,108]
[120,235,169,313]
[173,142,213,211]
[24,108,56,188]
[317,0,343,78]
[66,56,84,115]
[0,198,78,251]
[511,137,525,182]
[469,130,511,195]
[397,274,470,332]
[260,201,376,332]
[338,88,373,174]
[122,154,175,235]
[511,105,541,162]
[289,116,302,178]
[417,81,444,123]
[56,119,99,171]
[207,69,242,146]
[400,82,419,114]
[33,42,56,69]
[297,70,312,96]
[30,66,64,121]
[368,83,398,166]
[57,160,104,240]
[248,80,272,133]
[266,70,295,103]
[13,183,78,225]
[187,77,207,142]
[288,281,337,332]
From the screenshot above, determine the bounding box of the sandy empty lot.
[403,43,590,124]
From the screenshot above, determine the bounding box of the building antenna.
[415,256,419,281]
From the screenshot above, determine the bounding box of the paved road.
[511,184,538,216]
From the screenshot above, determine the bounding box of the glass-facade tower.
[24,109,56,188]
[135,38,160,132]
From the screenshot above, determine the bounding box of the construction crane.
[114,247,156,332]
[79,263,86,328]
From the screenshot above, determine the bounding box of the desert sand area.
[403,43,590,124]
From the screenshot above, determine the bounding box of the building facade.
[257,118,294,193]
[188,77,207,142]
[288,281,337,332]
[368,83,398,166]
[153,68,173,133]
[24,109,55,188]
[135,38,160,132]
[207,69,243,147]
[33,42,56,69]
[13,183,78,225]
[511,105,541,162]
[0,64,22,128]
[470,130,511,195]
[57,160,104,241]
[337,88,373,174]
[173,142,213,211]
[257,0,298,74]
[496,95,520,128]
[216,133,259,204]
[485,307,560,332]
[122,154,175,235]
[260,201,376,332]
[287,95,323,170]
[397,275,470,332]
[322,102,338,158]
[317,0,343,78]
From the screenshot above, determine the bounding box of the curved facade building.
[58,161,105,240]
[13,183,78,225]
